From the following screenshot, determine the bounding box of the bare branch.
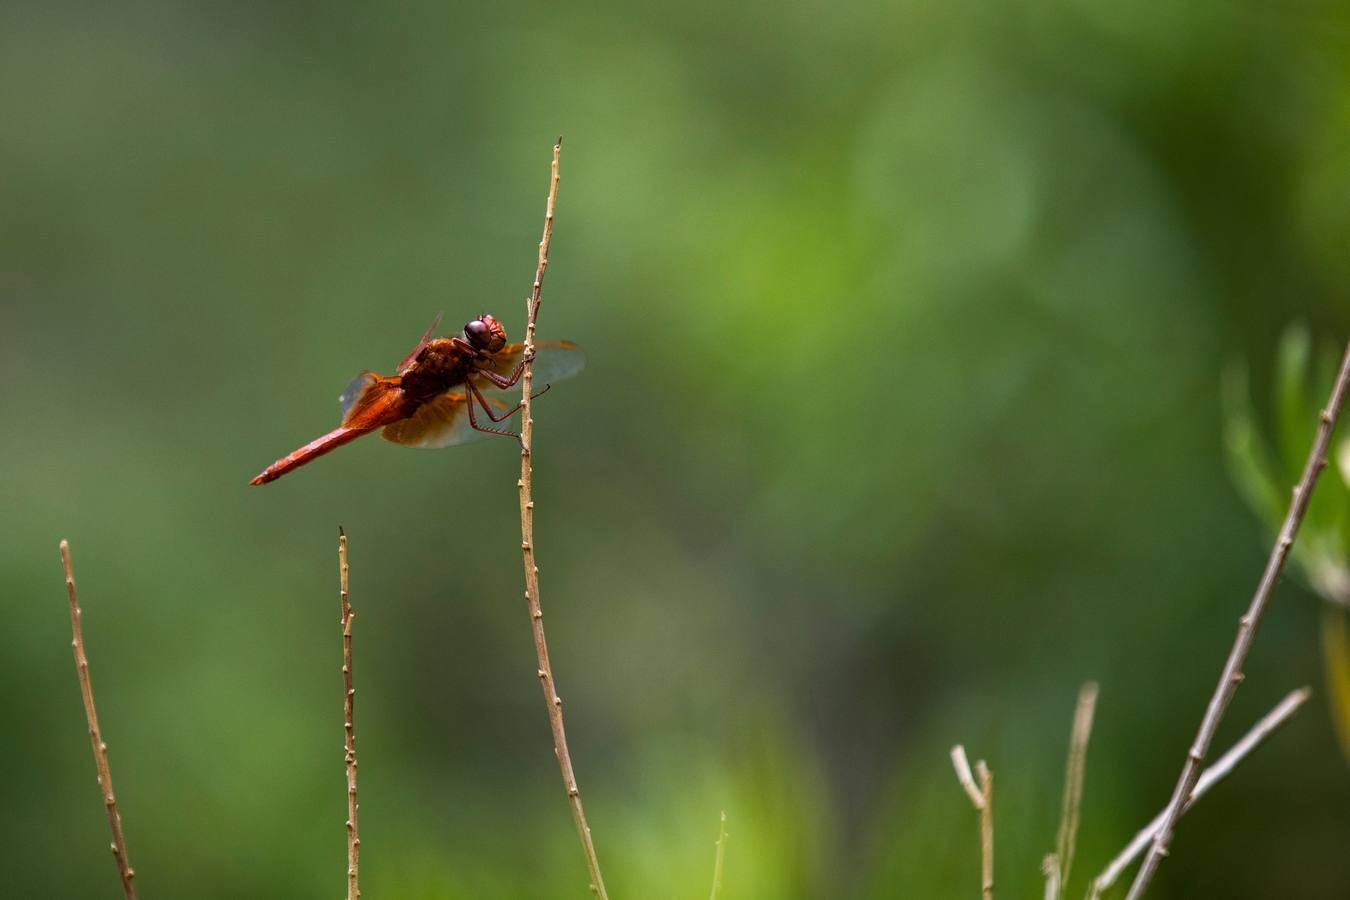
[709,810,728,900]
[1051,682,1098,898]
[516,138,609,900]
[1091,687,1310,899]
[339,528,360,900]
[1124,338,1350,900]
[60,540,139,900]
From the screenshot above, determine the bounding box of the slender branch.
[1124,338,1350,900]
[516,138,609,900]
[60,540,139,900]
[339,528,360,900]
[950,745,994,900]
[709,810,728,900]
[1050,683,1098,899]
[1090,687,1310,899]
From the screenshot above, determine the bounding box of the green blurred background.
[4,1,1350,897]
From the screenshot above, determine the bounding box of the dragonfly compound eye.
[465,314,507,352]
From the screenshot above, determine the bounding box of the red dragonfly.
[251,313,583,485]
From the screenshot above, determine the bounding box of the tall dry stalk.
[60,539,139,900]
[515,138,609,899]
[339,528,361,900]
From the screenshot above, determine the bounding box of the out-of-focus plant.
[1223,323,1350,762]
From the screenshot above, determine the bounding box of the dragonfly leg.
[474,366,518,390]
[467,380,552,423]
[465,382,525,446]
[472,347,538,390]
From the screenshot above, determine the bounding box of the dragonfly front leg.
[466,380,552,424]
[472,347,538,390]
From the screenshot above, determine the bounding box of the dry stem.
[709,810,728,900]
[339,528,360,900]
[1049,682,1098,899]
[951,745,994,900]
[60,540,139,900]
[1090,687,1309,899]
[1124,338,1350,900]
[516,139,609,899]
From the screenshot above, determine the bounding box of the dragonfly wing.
[340,372,379,421]
[395,311,445,374]
[472,340,585,393]
[339,372,410,429]
[381,391,511,449]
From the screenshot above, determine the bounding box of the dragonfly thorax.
[398,338,476,403]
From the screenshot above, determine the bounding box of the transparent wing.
[339,372,380,422]
[395,311,445,375]
[472,340,585,394]
[380,391,512,449]
[339,371,410,429]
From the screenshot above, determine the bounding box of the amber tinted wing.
[380,392,512,449]
[471,340,585,393]
[340,372,380,421]
[339,371,411,429]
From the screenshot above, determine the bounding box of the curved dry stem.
[517,139,609,899]
[1125,338,1350,900]
[60,540,139,900]
[950,745,994,900]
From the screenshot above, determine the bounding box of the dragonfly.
[250,313,583,485]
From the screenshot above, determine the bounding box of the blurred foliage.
[3,0,1350,898]
[1223,323,1350,762]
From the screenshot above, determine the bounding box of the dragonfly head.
[464,314,507,353]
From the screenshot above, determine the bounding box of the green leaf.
[1334,439,1350,555]
[1221,362,1285,528]
[1276,322,1313,484]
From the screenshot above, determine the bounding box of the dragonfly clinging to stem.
[250,313,583,485]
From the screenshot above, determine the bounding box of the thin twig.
[60,540,139,900]
[1090,687,1310,899]
[709,810,728,900]
[1124,338,1350,900]
[516,138,609,900]
[950,745,994,900]
[1050,682,1098,899]
[339,527,360,900]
